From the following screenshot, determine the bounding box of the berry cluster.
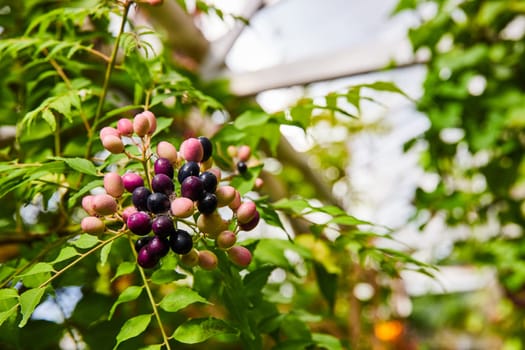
[81,110,261,270]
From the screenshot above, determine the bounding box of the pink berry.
[117,118,133,136]
[99,126,119,139]
[81,216,105,234]
[254,177,264,190]
[215,186,236,207]
[92,194,118,216]
[198,250,218,270]
[170,197,195,218]
[216,230,236,250]
[228,190,241,210]
[237,201,257,224]
[239,210,260,231]
[122,206,138,223]
[180,138,204,162]
[133,113,150,137]
[102,135,124,154]
[156,141,178,164]
[142,111,157,135]
[122,172,144,192]
[227,246,252,268]
[238,145,251,162]
[104,172,124,198]
[82,195,96,216]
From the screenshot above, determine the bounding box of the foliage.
[0,1,428,349]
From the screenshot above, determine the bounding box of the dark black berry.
[177,161,200,184]
[137,246,159,268]
[170,229,193,254]
[147,192,171,214]
[237,161,248,174]
[127,211,152,236]
[152,215,176,237]
[134,236,153,252]
[181,176,204,201]
[154,158,174,179]
[198,136,213,162]
[147,236,170,257]
[151,174,174,195]
[197,193,217,215]
[132,186,151,211]
[199,171,218,193]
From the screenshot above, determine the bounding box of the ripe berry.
[237,161,248,174]
[181,176,204,201]
[180,138,204,162]
[154,158,174,179]
[92,194,118,216]
[117,118,133,136]
[127,211,152,236]
[122,206,138,223]
[170,197,195,218]
[104,172,124,198]
[151,174,174,195]
[122,173,144,192]
[170,229,193,254]
[132,186,151,211]
[102,135,124,154]
[227,246,252,267]
[81,216,105,234]
[239,210,260,231]
[199,171,217,193]
[147,236,170,257]
[147,192,171,214]
[198,250,218,270]
[198,136,213,162]
[177,161,200,184]
[197,193,217,215]
[135,236,153,252]
[152,215,176,237]
[137,246,158,268]
[156,141,178,164]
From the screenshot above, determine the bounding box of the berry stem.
[127,234,172,350]
[85,1,132,159]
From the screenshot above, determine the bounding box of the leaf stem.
[127,235,172,350]
[85,1,132,159]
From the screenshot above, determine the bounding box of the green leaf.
[18,262,55,277]
[359,81,411,100]
[150,269,186,284]
[113,314,152,349]
[68,179,104,208]
[312,333,343,350]
[112,261,136,282]
[159,287,209,313]
[52,157,98,176]
[230,164,263,195]
[290,100,314,129]
[173,317,236,344]
[0,288,18,301]
[100,241,113,266]
[272,198,310,214]
[71,234,100,249]
[234,110,270,130]
[243,266,274,298]
[50,246,79,265]
[313,262,338,312]
[330,215,370,226]
[0,307,17,327]
[41,109,56,131]
[138,345,162,350]
[19,287,46,327]
[108,285,143,320]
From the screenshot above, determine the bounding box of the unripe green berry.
[104,172,124,198]
[236,201,257,224]
[81,216,105,234]
[216,230,236,250]
[92,194,118,216]
[198,250,218,270]
[197,211,228,237]
[170,197,194,218]
[133,113,150,137]
[102,135,124,154]
[180,248,199,267]
[215,185,236,207]
[227,245,252,268]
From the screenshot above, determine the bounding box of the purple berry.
[154,158,174,179]
[135,236,153,252]
[197,193,217,215]
[239,210,260,231]
[151,174,174,195]
[127,211,152,236]
[170,229,193,254]
[132,186,151,211]
[152,215,176,237]
[199,171,217,193]
[137,246,158,268]
[122,173,145,192]
[181,176,204,201]
[147,236,170,257]
[198,136,213,162]
[147,192,170,214]
[177,161,200,184]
